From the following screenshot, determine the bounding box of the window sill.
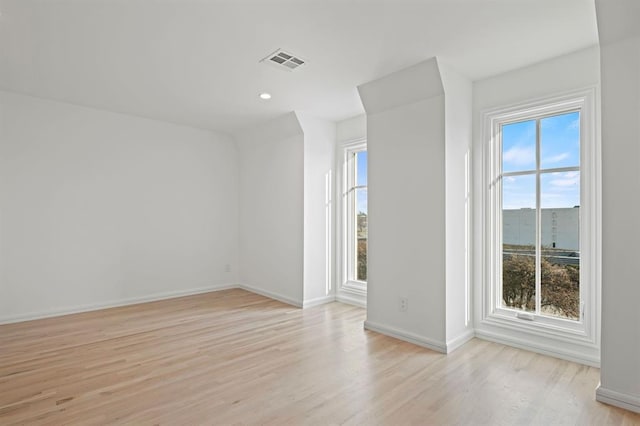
[340,280,367,296]
[474,324,600,367]
[481,311,597,347]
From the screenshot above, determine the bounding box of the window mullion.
[497,172,503,313]
[502,170,536,177]
[350,152,357,282]
[346,151,355,282]
[535,118,542,315]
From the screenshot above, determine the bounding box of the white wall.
[336,114,366,143]
[298,114,336,307]
[472,46,601,365]
[0,91,239,323]
[359,59,448,351]
[235,113,305,306]
[440,61,474,351]
[473,47,600,112]
[596,34,640,413]
[357,58,474,353]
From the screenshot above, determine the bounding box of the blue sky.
[502,112,580,209]
[356,151,368,214]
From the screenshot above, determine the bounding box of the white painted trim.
[340,137,367,149]
[475,329,600,367]
[0,284,238,325]
[1,283,313,325]
[477,86,601,362]
[336,137,368,305]
[445,329,475,353]
[302,295,335,308]
[596,386,640,414]
[238,284,303,308]
[336,291,366,308]
[364,320,447,353]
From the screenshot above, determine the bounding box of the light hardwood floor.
[0,288,638,425]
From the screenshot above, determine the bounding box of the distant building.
[503,207,579,251]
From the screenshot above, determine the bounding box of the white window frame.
[338,138,367,297]
[481,88,599,346]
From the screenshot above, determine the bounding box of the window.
[501,111,581,320]
[483,90,598,342]
[340,140,367,295]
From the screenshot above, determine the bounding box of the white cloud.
[550,179,578,187]
[543,152,570,164]
[503,145,535,166]
[549,171,579,187]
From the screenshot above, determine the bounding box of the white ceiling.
[0,0,598,134]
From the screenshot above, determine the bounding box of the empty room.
[1,0,639,424]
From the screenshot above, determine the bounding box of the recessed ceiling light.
[259,93,272,100]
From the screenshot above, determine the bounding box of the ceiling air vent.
[261,49,306,72]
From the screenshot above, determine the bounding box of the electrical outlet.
[224,264,231,273]
[399,297,408,312]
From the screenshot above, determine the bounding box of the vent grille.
[261,49,306,72]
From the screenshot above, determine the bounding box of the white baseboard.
[596,386,640,414]
[1,283,308,325]
[446,329,475,353]
[302,295,335,308]
[238,284,303,308]
[336,292,366,308]
[0,284,238,325]
[364,320,447,353]
[475,329,600,367]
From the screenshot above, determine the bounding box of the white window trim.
[337,138,367,299]
[480,88,600,350]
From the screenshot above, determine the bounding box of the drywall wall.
[336,114,366,143]
[473,46,600,112]
[440,61,474,351]
[472,46,601,365]
[596,34,640,413]
[359,59,448,351]
[0,91,239,323]
[359,58,474,351]
[235,113,305,306]
[298,115,336,307]
[594,0,640,46]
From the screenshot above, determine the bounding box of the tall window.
[500,111,580,320]
[484,90,598,340]
[341,141,367,293]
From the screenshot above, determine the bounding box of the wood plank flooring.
[0,288,638,425]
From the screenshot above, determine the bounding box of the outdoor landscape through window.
[355,151,367,281]
[501,111,580,321]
